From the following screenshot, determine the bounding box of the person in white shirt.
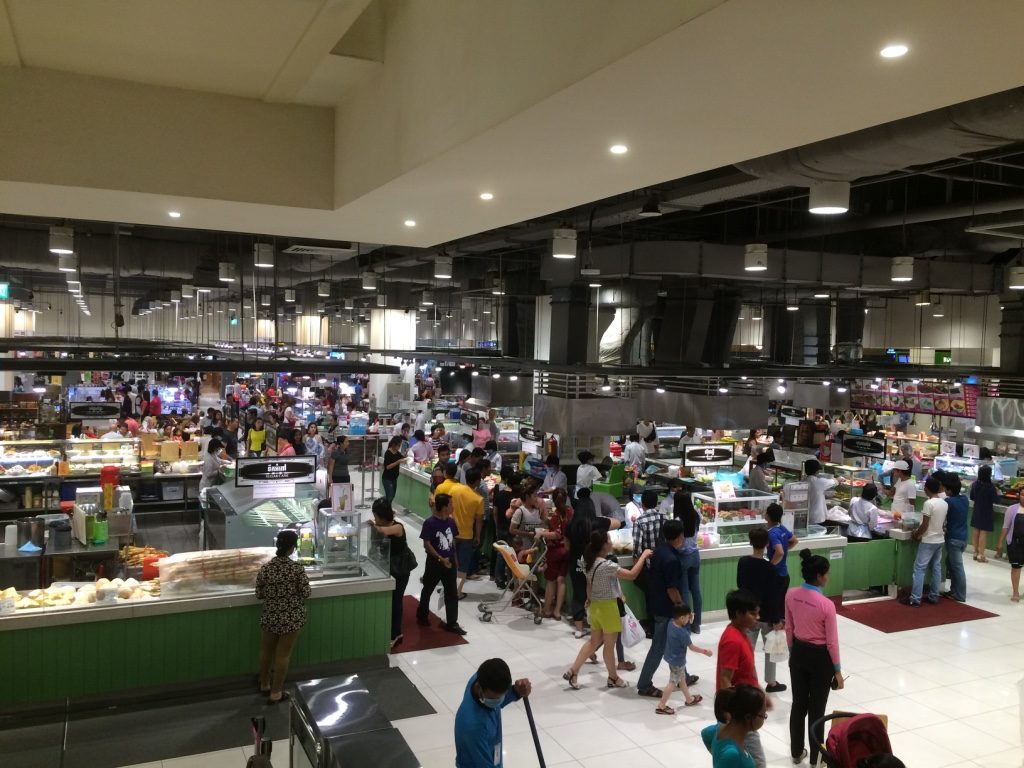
[658,478,683,516]
[622,434,645,474]
[905,476,948,606]
[847,484,881,541]
[574,450,602,496]
[886,461,917,521]
[636,419,659,456]
[100,422,125,439]
[538,454,567,494]
[414,407,428,433]
[804,459,837,525]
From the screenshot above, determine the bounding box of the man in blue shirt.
[455,658,532,768]
[765,501,798,624]
[636,519,685,698]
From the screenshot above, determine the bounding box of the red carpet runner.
[391,595,469,654]
[837,596,998,633]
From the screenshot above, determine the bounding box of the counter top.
[617,534,848,565]
[0,571,394,631]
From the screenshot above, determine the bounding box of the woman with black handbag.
[372,498,417,651]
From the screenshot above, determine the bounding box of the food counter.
[394,463,433,518]
[0,485,395,711]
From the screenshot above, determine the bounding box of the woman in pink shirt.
[471,417,491,449]
[784,549,843,766]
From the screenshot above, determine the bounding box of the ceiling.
[1,1,1023,249]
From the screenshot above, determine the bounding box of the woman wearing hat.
[255,530,311,702]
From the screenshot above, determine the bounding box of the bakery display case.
[692,489,779,547]
[0,439,62,479]
[65,438,141,476]
[822,463,875,502]
[204,484,320,552]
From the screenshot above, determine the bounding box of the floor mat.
[837,596,998,633]
[392,596,469,653]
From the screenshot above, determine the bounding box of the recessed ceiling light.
[880,43,909,58]
[479,192,494,201]
[609,144,628,155]
[813,293,829,299]
[404,219,417,227]
[168,211,181,218]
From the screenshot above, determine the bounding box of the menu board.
[850,382,977,418]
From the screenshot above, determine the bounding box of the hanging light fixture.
[317,281,331,297]
[552,228,577,259]
[434,255,453,279]
[254,243,274,269]
[655,382,666,394]
[744,243,768,272]
[361,272,377,290]
[218,262,238,282]
[421,291,435,306]
[914,290,931,306]
[931,300,945,318]
[808,181,850,215]
[600,376,611,392]
[636,194,662,218]
[891,256,914,282]
[49,225,74,254]
[260,294,271,307]
[284,289,296,303]
[170,290,181,303]
[181,284,195,299]
[376,293,387,307]
[491,278,505,296]
[57,254,78,273]
[1008,266,1024,290]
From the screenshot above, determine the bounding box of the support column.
[369,309,415,405]
[548,284,589,365]
[800,303,832,365]
[763,305,799,364]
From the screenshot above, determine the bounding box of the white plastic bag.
[621,605,646,648]
[764,629,789,662]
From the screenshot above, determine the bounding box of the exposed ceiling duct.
[736,86,1024,186]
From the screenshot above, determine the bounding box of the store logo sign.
[69,402,122,419]
[683,443,733,467]
[841,436,886,459]
[236,456,317,485]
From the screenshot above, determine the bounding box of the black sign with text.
[68,402,122,420]
[519,424,544,443]
[683,444,735,467]
[841,436,886,460]
[235,456,317,486]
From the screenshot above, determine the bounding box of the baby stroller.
[810,711,893,768]
[478,540,546,625]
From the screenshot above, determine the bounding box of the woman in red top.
[540,488,572,619]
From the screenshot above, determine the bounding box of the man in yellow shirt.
[449,467,485,600]
[435,462,461,497]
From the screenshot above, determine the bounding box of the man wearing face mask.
[455,658,532,768]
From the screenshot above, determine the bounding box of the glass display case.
[692,489,779,547]
[822,463,875,502]
[65,438,141,476]
[0,438,62,479]
[205,484,319,553]
[319,505,365,577]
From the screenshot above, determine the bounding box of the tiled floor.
[116,501,1022,767]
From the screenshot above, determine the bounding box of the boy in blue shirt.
[655,604,713,714]
[455,658,532,768]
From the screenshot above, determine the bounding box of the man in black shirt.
[736,527,786,693]
[636,519,685,698]
[221,417,239,460]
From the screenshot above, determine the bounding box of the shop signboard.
[68,402,122,420]
[779,405,804,426]
[850,382,977,418]
[935,349,952,365]
[518,423,544,456]
[841,435,886,460]
[683,443,734,467]
[940,440,956,456]
[235,456,317,487]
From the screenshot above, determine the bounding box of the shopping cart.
[810,711,892,768]
[478,540,546,624]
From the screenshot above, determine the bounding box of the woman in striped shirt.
[785,549,844,765]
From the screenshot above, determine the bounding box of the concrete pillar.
[548,284,589,366]
[534,296,551,362]
[369,309,415,406]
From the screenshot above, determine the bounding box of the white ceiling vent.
[281,244,356,258]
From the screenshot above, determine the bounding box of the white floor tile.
[578,748,666,768]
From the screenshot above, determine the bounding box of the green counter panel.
[395,471,431,518]
[893,537,947,589]
[842,539,896,590]
[582,543,847,622]
[0,589,391,710]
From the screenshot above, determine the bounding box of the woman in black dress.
[372,498,413,650]
[969,464,997,562]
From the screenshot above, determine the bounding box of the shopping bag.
[764,629,789,662]
[620,605,646,648]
